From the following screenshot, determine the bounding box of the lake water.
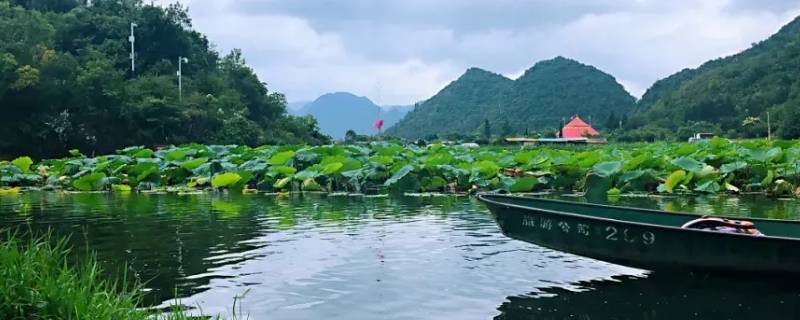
[1,192,800,319]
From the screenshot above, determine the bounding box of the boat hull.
[478,194,800,273]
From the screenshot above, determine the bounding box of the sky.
[155,0,800,106]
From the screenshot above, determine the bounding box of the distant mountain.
[382,105,415,128]
[295,92,412,139]
[287,101,311,115]
[385,57,636,139]
[632,16,800,139]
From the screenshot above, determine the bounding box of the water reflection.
[497,272,800,320]
[1,192,797,319]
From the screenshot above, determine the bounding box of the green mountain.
[292,92,412,139]
[385,57,636,139]
[0,0,328,158]
[385,68,513,139]
[630,16,800,139]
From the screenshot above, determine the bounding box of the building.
[561,116,599,138]
[504,115,606,146]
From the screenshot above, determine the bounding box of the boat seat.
[681,216,763,236]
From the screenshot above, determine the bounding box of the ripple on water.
[5,192,655,319]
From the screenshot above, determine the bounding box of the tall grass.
[0,230,244,320]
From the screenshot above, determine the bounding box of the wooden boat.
[477,193,800,273]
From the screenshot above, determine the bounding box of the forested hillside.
[385,57,635,139]
[385,68,514,139]
[628,16,800,140]
[0,0,329,158]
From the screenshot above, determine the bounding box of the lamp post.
[177,56,188,102]
[767,111,772,141]
[129,23,138,74]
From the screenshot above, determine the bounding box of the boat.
[477,193,800,273]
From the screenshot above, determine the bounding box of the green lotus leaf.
[509,177,538,192]
[268,151,295,165]
[694,180,720,193]
[165,149,187,161]
[133,149,154,158]
[720,161,747,174]
[671,157,704,173]
[181,158,208,171]
[211,172,242,188]
[271,166,297,176]
[664,170,686,193]
[384,165,414,187]
[11,156,33,173]
[302,177,322,191]
[593,161,622,177]
[73,172,108,191]
[273,177,291,189]
[322,162,344,175]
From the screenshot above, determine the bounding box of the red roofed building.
[561,116,599,138]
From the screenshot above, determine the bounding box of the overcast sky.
[156,0,800,105]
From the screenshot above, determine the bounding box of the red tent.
[561,116,599,138]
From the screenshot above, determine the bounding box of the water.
[1,192,800,319]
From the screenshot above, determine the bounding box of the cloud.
[157,0,800,104]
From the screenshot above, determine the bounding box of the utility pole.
[767,111,772,141]
[129,23,138,74]
[177,57,188,102]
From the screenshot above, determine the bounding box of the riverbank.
[0,231,231,320]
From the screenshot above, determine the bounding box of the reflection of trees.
[0,192,482,307]
[0,192,269,305]
[496,273,800,320]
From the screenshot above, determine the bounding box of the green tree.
[499,119,512,137]
[604,111,618,130]
[0,0,328,157]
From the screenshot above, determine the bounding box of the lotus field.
[1,138,799,197]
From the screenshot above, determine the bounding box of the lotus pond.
[3,139,800,197]
[2,191,800,319]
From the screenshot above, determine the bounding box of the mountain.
[386,57,636,139]
[287,101,311,115]
[385,68,514,138]
[298,92,412,139]
[631,16,800,139]
[382,105,415,128]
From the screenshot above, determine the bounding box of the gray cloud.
[165,0,800,105]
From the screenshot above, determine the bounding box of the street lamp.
[177,56,188,102]
[129,23,138,74]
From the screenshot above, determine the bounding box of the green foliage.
[664,170,687,193]
[509,177,538,192]
[386,57,636,139]
[211,172,241,188]
[11,156,33,172]
[0,230,221,320]
[5,139,800,197]
[72,172,107,191]
[0,1,328,158]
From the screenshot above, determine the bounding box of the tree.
[604,111,618,130]
[344,129,357,143]
[0,1,328,157]
[483,119,491,140]
[499,119,513,137]
[780,105,800,139]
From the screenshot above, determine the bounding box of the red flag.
[374,119,384,130]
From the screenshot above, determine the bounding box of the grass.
[0,230,247,320]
